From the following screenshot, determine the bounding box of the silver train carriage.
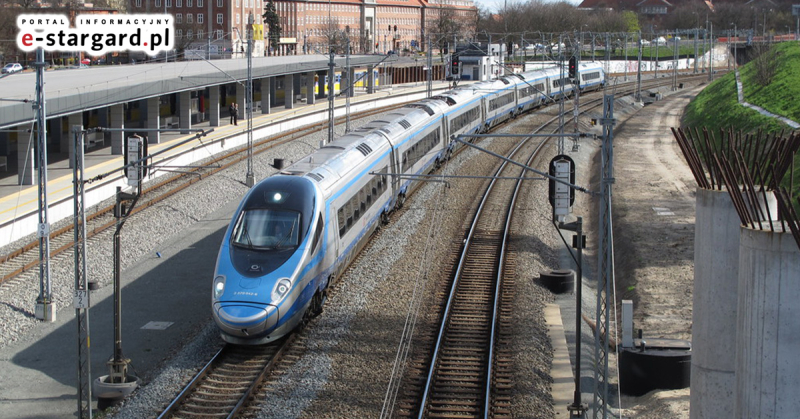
[211,63,605,344]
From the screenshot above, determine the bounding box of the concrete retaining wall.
[690,187,740,419]
[735,226,800,418]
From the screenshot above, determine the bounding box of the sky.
[474,0,581,13]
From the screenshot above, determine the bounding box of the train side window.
[352,196,360,221]
[360,189,367,213]
[371,177,378,197]
[345,201,353,229]
[337,208,346,237]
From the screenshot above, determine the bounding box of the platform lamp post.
[245,13,255,188]
[33,47,55,323]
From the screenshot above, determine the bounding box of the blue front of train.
[212,176,320,345]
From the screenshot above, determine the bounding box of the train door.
[480,98,487,132]
[329,205,340,265]
[389,145,401,202]
[442,115,451,153]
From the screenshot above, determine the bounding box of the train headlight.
[213,275,226,299]
[271,278,292,302]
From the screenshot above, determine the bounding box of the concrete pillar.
[179,91,191,134]
[66,113,82,168]
[735,226,800,419]
[690,187,740,419]
[146,97,161,144]
[306,73,315,105]
[367,65,375,94]
[261,77,271,114]
[110,104,124,154]
[284,74,294,109]
[209,86,220,126]
[65,113,81,155]
[16,125,35,185]
[235,83,246,122]
[346,67,355,97]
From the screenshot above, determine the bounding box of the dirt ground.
[604,85,706,418]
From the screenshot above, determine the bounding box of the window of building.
[176,0,182,7]
[155,0,161,6]
[187,29,193,39]
[236,13,240,24]
[198,0,203,6]
[135,0,142,6]
[216,13,223,24]
[176,13,182,23]
[217,0,222,6]
[176,29,183,39]
[197,13,203,23]
[216,29,223,39]
[197,29,203,39]
[235,0,239,7]
[188,13,193,23]
[166,0,172,7]
[187,0,192,6]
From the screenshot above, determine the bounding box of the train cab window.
[232,209,301,249]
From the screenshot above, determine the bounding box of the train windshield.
[232,209,301,250]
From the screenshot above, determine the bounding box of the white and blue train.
[212,61,605,344]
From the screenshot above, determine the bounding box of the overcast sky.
[474,0,581,13]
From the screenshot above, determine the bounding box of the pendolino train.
[211,61,605,344]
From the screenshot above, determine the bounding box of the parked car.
[652,36,667,45]
[1,63,23,74]
[639,39,651,46]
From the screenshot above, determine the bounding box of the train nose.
[214,303,279,337]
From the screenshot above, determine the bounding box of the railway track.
[157,336,294,419]
[396,108,552,419]
[391,73,707,418]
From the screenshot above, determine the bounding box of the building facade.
[130,0,476,57]
[130,0,266,58]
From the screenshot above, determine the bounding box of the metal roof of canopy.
[0,54,387,130]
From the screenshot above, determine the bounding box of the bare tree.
[428,6,464,51]
[750,42,778,87]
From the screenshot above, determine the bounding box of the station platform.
[0,79,453,248]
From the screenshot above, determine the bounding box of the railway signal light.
[568,56,577,79]
[451,58,460,78]
[125,134,148,186]
[548,155,575,223]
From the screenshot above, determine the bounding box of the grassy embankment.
[682,40,800,206]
